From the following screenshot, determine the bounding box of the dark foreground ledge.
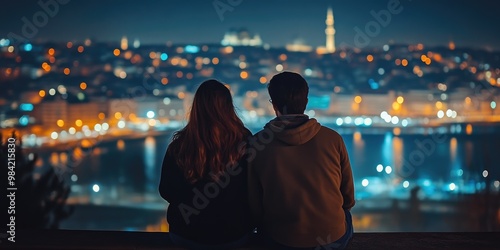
[1,230,500,250]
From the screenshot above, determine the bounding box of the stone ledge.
[1,230,499,249]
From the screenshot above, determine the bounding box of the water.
[35,125,500,231]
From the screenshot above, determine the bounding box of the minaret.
[325,7,336,53]
[120,36,128,50]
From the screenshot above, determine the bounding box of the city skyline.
[1,0,500,50]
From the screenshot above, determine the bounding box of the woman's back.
[158,79,254,247]
[159,149,252,244]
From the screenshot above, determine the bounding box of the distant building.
[221,28,263,46]
[286,38,313,52]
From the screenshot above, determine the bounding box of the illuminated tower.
[325,7,336,53]
[121,36,128,50]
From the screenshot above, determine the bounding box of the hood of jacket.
[264,114,321,146]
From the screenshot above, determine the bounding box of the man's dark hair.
[268,71,309,115]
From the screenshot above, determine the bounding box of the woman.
[159,79,254,249]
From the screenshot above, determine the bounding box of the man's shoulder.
[317,125,342,139]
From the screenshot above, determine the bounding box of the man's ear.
[272,103,281,116]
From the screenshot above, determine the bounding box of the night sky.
[1,0,500,50]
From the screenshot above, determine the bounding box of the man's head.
[268,71,309,115]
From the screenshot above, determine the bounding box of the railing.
[1,230,499,249]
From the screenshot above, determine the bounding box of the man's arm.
[339,139,355,210]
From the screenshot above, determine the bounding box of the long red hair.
[167,80,250,183]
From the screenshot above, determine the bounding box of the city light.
[102,123,109,131]
[163,97,171,105]
[71,175,78,182]
[392,102,401,111]
[23,43,33,51]
[449,183,456,191]
[147,111,155,119]
[435,101,443,109]
[92,184,100,192]
[482,170,489,178]
[376,164,384,173]
[259,76,267,84]
[117,121,126,129]
[401,119,408,127]
[362,179,369,187]
[446,109,453,117]
[401,59,408,67]
[75,119,83,127]
[336,118,343,126]
[385,166,392,174]
[20,103,34,111]
[161,77,169,85]
[240,71,249,79]
[354,117,363,126]
[403,181,410,188]
[391,116,399,125]
[397,96,404,104]
[19,116,29,126]
[363,118,372,126]
[354,96,362,104]
[50,132,58,140]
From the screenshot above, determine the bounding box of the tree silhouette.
[1,130,73,229]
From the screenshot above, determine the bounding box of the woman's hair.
[168,79,250,183]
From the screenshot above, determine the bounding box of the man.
[248,71,355,249]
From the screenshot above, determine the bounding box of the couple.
[159,71,355,250]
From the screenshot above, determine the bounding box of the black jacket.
[159,149,253,245]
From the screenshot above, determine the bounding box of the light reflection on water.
[36,129,500,231]
[144,136,157,193]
